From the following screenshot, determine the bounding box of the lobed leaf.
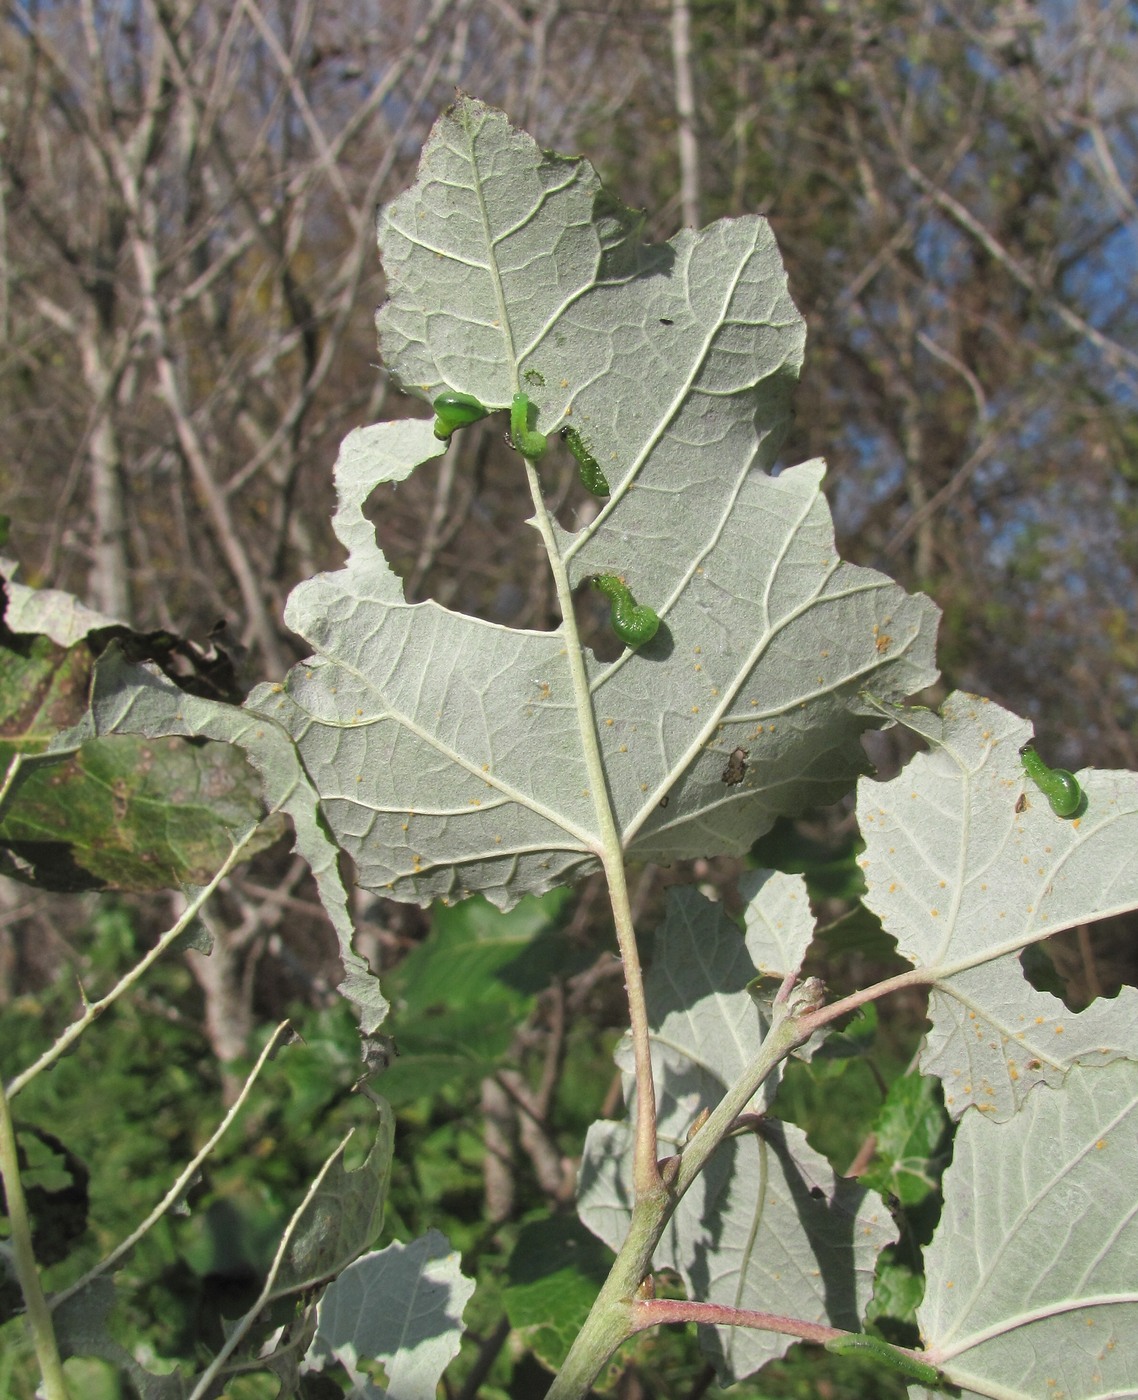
[858,691,1138,1119]
[305,1229,475,1399]
[261,98,939,910]
[918,1059,1138,1399]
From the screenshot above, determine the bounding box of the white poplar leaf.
[858,691,1138,1118]
[305,1230,475,1399]
[258,97,938,910]
[917,1060,1138,1399]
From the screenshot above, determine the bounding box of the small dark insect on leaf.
[659,317,674,325]
[721,747,748,785]
[659,795,670,808]
[1015,792,1027,814]
[360,1033,399,1074]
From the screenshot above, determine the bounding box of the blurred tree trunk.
[671,0,700,229]
[636,0,1138,770]
[1,0,471,669]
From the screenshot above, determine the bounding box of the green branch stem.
[520,450,661,1195]
[50,1021,293,1313]
[185,1132,353,1400]
[0,1076,70,1400]
[4,827,264,1100]
[796,965,935,1041]
[547,958,955,1397]
[547,1003,810,1398]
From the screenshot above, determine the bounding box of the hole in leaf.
[1021,913,1138,1011]
[573,582,623,663]
[365,431,555,628]
[363,427,611,632]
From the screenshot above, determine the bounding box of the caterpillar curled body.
[560,426,610,496]
[824,1333,940,1385]
[591,574,660,647]
[1020,744,1082,818]
[432,391,489,441]
[509,392,548,459]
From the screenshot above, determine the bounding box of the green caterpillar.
[432,391,489,441]
[509,392,548,459]
[824,1333,940,1385]
[1020,744,1082,818]
[591,574,660,648]
[560,426,610,496]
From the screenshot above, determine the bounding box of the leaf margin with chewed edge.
[261,98,939,912]
[916,1057,1138,1399]
[88,645,389,1035]
[857,689,1138,1121]
[303,1228,475,1400]
[259,412,939,913]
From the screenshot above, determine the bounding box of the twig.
[0,753,24,818]
[627,1297,836,1345]
[185,1131,354,1400]
[50,1021,293,1311]
[881,117,1138,378]
[884,394,1037,558]
[4,829,263,1099]
[0,1078,70,1399]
